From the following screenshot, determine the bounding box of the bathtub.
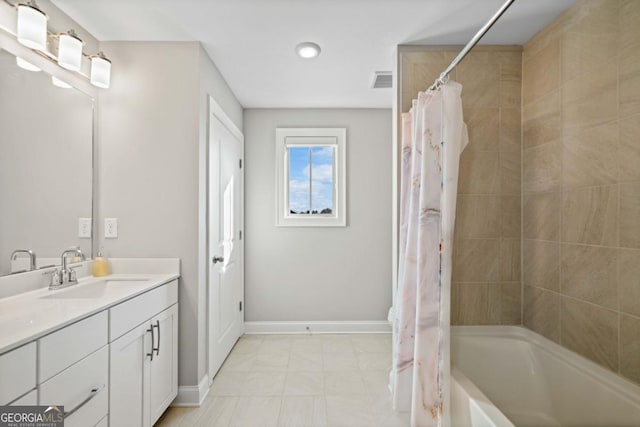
[451,326,640,426]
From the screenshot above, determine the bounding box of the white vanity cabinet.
[109,280,178,427]
[0,273,179,427]
[0,342,36,405]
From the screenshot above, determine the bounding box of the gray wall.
[97,41,242,387]
[244,109,392,322]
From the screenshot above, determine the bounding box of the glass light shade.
[16,56,41,72]
[295,42,321,59]
[16,3,48,51]
[90,54,111,89]
[51,76,71,89]
[58,32,83,71]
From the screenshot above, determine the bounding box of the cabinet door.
[149,304,178,425]
[0,342,36,405]
[9,389,37,406]
[39,346,108,427]
[109,322,152,427]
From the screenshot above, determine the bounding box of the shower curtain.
[392,81,468,427]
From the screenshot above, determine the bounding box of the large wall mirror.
[0,48,93,276]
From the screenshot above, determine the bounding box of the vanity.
[0,259,180,427]
[0,13,179,427]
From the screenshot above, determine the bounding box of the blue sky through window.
[288,146,334,214]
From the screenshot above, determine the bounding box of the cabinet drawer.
[110,280,178,341]
[40,346,108,427]
[39,311,108,383]
[0,342,36,405]
[9,389,37,406]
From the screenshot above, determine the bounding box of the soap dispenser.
[92,248,109,277]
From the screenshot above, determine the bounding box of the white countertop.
[0,273,179,355]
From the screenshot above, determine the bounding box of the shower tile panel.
[401,46,523,328]
[499,108,521,151]
[619,117,640,182]
[561,62,618,135]
[500,196,521,238]
[619,249,640,317]
[463,107,499,151]
[620,315,640,384]
[522,38,560,105]
[521,0,640,386]
[523,239,560,292]
[523,285,560,343]
[458,151,501,194]
[523,191,561,241]
[562,122,618,189]
[619,182,640,248]
[523,141,561,193]
[560,244,618,309]
[523,90,561,149]
[560,297,618,372]
[561,185,618,246]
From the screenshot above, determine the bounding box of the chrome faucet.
[10,249,36,271]
[48,248,84,290]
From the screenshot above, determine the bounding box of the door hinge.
[239,301,243,312]
[239,230,242,240]
[239,159,242,169]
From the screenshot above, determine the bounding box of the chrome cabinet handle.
[147,325,155,361]
[153,320,160,356]
[63,384,105,418]
[212,256,224,264]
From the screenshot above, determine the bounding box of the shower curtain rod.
[428,0,516,91]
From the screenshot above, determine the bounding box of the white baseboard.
[173,374,210,407]
[244,321,391,334]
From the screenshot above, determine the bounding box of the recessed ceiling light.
[295,42,321,59]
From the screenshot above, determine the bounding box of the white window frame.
[275,127,346,227]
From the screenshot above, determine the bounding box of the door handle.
[153,320,160,356]
[212,256,224,264]
[147,325,155,361]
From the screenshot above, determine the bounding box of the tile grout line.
[616,28,622,377]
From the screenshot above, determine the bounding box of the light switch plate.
[78,218,92,238]
[105,218,118,239]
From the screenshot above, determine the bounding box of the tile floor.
[156,334,409,427]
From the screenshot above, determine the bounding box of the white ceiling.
[51,0,575,108]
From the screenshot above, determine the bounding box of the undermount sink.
[40,279,149,299]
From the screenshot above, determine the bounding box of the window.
[276,128,346,227]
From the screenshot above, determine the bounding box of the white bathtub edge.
[452,325,640,408]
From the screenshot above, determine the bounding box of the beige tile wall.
[522,0,640,384]
[399,46,523,326]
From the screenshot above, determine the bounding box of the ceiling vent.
[372,71,392,89]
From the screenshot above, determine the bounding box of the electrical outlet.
[105,218,118,239]
[78,218,92,238]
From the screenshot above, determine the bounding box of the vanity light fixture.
[295,42,321,59]
[90,51,111,89]
[16,0,48,51]
[16,56,40,72]
[4,0,114,89]
[57,29,83,71]
[51,75,71,89]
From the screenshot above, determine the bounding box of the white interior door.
[208,108,244,382]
